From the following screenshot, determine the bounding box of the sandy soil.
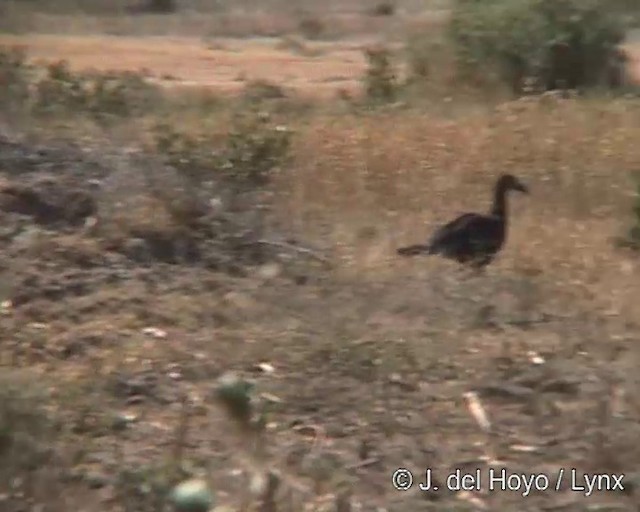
[0,34,373,98]
[2,31,640,512]
[1,34,639,100]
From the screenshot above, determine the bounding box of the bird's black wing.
[397,213,480,257]
[429,212,504,257]
[427,213,481,252]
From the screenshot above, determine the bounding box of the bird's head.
[499,173,529,194]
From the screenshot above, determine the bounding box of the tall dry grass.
[274,94,640,319]
[2,45,640,512]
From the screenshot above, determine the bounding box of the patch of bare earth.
[1,30,639,103]
[2,95,640,511]
[0,34,372,99]
[2,32,640,512]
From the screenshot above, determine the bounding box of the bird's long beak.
[516,182,529,194]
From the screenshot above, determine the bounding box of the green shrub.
[449,0,627,94]
[622,172,640,251]
[147,0,177,13]
[153,108,292,192]
[33,60,87,115]
[363,46,398,104]
[405,32,433,81]
[0,45,31,115]
[0,370,54,478]
[33,61,162,122]
[371,1,395,17]
[224,109,292,187]
[242,79,287,104]
[298,16,325,40]
[0,45,162,123]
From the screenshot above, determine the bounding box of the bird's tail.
[396,244,431,257]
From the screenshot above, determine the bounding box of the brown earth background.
[2,2,640,512]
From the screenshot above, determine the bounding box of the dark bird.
[397,173,529,269]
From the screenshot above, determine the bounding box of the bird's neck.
[491,186,507,218]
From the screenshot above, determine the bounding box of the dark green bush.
[242,79,287,104]
[298,16,325,40]
[0,44,162,124]
[363,46,398,104]
[449,0,627,94]
[0,370,55,479]
[223,109,292,187]
[371,1,395,17]
[153,108,292,191]
[33,60,162,122]
[0,45,31,115]
[33,60,87,115]
[146,0,176,13]
[623,172,640,251]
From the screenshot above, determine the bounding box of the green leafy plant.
[622,172,640,250]
[32,60,161,122]
[0,45,31,114]
[371,1,395,17]
[449,0,627,94]
[0,370,56,490]
[298,16,325,40]
[153,109,292,191]
[363,45,398,103]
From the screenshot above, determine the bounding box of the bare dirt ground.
[2,23,640,512]
[0,34,372,98]
[1,33,639,100]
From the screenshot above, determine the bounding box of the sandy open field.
[1,33,639,99]
[0,34,376,98]
[3,10,640,512]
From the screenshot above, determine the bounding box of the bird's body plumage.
[397,174,528,269]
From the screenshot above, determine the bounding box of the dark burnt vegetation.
[0,46,316,307]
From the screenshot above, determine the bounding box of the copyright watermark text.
[392,467,625,497]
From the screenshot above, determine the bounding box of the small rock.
[170,478,214,512]
[142,327,167,339]
[388,373,416,391]
[257,262,281,280]
[388,373,402,384]
[260,392,282,404]
[252,362,275,374]
[527,350,545,365]
[249,472,269,496]
[111,412,137,432]
[166,362,183,380]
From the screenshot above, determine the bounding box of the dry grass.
[0,34,373,99]
[2,31,638,102]
[3,6,640,510]
[280,96,639,278]
[3,93,640,510]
